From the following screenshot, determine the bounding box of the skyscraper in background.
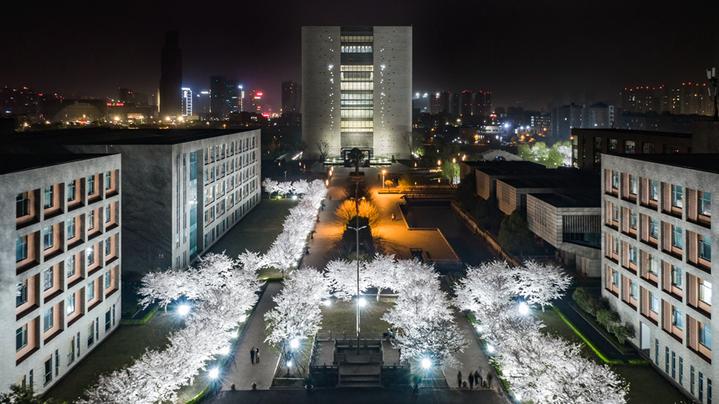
[281,81,301,114]
[472,90,492,117]
[195,90,211,119]
[181,87,193,116]
[209,76,239,119]
[158,31,182,118]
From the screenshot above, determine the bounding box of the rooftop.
[607,153,719,175]
[530,190,600,208]
[498,171,599,189]
[0,153,114,175]
[462,160,544,175]
[8,128,256,145]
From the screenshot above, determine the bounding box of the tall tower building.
[301,26,412,161]
[282,81,301,114]
[158,31,182,118]
[181,88,193,116]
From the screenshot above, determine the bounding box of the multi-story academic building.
[301,26,412,162]
[7,129,262,275]
[0,154,122,394]
[602,154,716,403]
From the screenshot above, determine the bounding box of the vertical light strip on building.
[340,27,374,157]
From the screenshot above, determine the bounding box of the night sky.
[3,0,718,111]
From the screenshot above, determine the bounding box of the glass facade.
[340,27,374,154]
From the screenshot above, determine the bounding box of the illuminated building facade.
[302,26,412,161]
[181,88,193,117]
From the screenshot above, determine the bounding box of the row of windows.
[340,82,374,91]
[203,136,257,165]
[655,340,713,403]
[341,45,373,53]
[340,35,373,43]
[203,151,257,185]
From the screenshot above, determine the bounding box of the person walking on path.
[468,372,475,390]
[456,371,462,389]
[255,347,261,363]
[474,369,482,388]
[250,346,256,365]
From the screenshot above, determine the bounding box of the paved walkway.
[301,179,345,269]
[221,282,283,390]
[443,311,504,398]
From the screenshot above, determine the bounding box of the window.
[629,246,638,264]
[105,239,111,256]
[671,226,683,249]
[699,191,712,216]
[65,255,75,279]
[105,309,112,331]
[649,218,659,239]
[66,181,76,202]
[66,294,75,315]
[609,138,618,151]
[104,271,111,289]
[655,339,659,364]
[671,306,684,330]
[16,281,28,307]
[671,185,683,208]
[650,180,659,201]
[671,265,683,289]
[650,293,660,313]
[699,280,712,305]
[44,358,52,385]
[87,282,95,302]
[16,193,29,217]
[624,140,636,154]
[42,226,54,250]
[87,176,95,195]
[630,212,638,229]
[630,176,638,194]
[43,307,54,332]
[86,246,95,267]
[66,218,76,240]
[16,325,28,351]
[671,351,676,378]
[104,171,111,190]
[87,322,95,347]
[630,280,638,300]
[699,236,712,261]
[691,366,695,395]
[699,322,712,349]
[42,268,54,291]
[612,269,620,287]
[43,186,53,209]
[16,236,28,262]
[612,171,620,189]
[105,205,111,223]
[648,256,659,276]
[88,210,95,230]
[679,357,684,385]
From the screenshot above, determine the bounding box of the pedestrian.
[255,347,260,363]
[468,372,474,390]
[250,346,256,364]
[456,371,462,389]
[462,381,468,389]
[474,369,482,388]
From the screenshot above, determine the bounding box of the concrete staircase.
[338,364,382,387]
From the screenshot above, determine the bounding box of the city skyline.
[3,0,718,111]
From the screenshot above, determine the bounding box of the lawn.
[319,297,395,338]
[537,309,687,404]
[45,312,184,402]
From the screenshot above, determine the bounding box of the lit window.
[16,281,28,307]
[699,281,712,305]
[671,306,684,330]
[699,235,711,261]
[43,307,54,332]
[86,282,95,302]
[42,268,54,291]
[671,265,683,289]
[16,236,28,262]
[43,186,53,209]
[699,322,712,349]
[649,180,659,201]
[671,226,683,249]
[66,294,75,315]
[671,185,683,208]
[104,271,111,289]
[650,293,659,313]
[65,255,75,279]
[699,191,711,217]
[42,226,54,250]
[66,218,76,240]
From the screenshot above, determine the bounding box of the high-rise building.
[281,81,300,114]
[210,76,239,120]
[551,103,584,139]
[449,92,461,117]
[195,90,211,119]
[159,31,182,119]
[412,92,430,114]
[301,26,412,161]
[0,153,122,394]
[249,90,265,114]
[181,88,193,117]
[678,82,709,115]
[472,90,492,117]
[601,153,717,404]
[459,90,473,117]
[585,102,616,128]
[430,91,450,115]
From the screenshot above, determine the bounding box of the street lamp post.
[381,169,387,188]
[347,182,367,353]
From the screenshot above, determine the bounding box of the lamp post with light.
[381,169,387,188]
[347,181,367,352]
